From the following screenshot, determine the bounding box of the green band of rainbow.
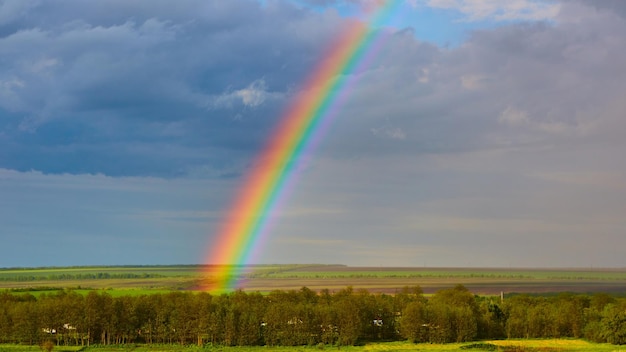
[204,1,400,291]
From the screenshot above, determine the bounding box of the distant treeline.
[249,273,538,279]
[0,265,203,271]
[0,273,167,281]
[1,285,625,347]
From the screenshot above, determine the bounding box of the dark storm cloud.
[0,0,346,177]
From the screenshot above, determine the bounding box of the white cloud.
[460,74,486,90]
[27,58,60,73]
[426,0,560,22]
[211,79,281,109]
[498,107,588,135]
[371,125,407,140]
[279,237,346,246]
[235,79,270,107]
[418,68,430,83]
[499,106,530,126]
[529,171,626,191]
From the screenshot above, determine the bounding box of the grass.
[0,264,299,281]
[488,339,625,351]
[0,266,201,278]
[0,345,85,352]
[9,288,177,298]
[1,340,624,352]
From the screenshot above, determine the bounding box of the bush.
[41,340,54,352]
[460,342,497,350]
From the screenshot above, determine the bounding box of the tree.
[399,301,428,342]
[600,304,626,344]
[315,301,337,345]
[10,301,41,345]
[193,292,213,346]
[38,293,64,345]
[477,299,505,339]
[504,295,533,338]
[372,294,398,341]
[428,285,479,342]
[232,291,264,346]
[84,291,113,345]
[526,300,549,338]
[394,286,425,314]
[0,293,14,343]
[333,288,361,346]
[58,291,85,345]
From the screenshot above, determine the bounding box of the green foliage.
[41,340,54,352]
[399,301,428,343]
[2,284,626,348]
[460,343,498,350]
[599,303,626,344]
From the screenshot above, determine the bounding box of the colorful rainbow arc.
[204,1,400,291]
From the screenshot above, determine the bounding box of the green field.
[1,265,626,295]
[257,266,626,280]
[0,340,624,352]
[0,264,284,293]
[0,265,214,282]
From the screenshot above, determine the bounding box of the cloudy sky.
[1,0,625,268]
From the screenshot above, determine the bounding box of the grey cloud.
[250,0,626,266]
[0,0,346,177]
[0,168,231,266]
[317,0,626,162]
[1,0,625,181]
[0,0,39,26]
[425,0,560,22]
[2,0,626,267]
[575,0,626,18]
[297,0,364,6]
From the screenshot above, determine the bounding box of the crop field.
[237,265,626,295]
[258,265,626,280]
[1,265,626,295]
[0,340,624,352]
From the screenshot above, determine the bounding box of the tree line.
[0,285,625,347]
[0,273,166,282]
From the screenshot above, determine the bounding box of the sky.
[1,0,625,268]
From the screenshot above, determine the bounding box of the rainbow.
[204,1,400,291]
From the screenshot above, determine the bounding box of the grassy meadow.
[0,340,624,352]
